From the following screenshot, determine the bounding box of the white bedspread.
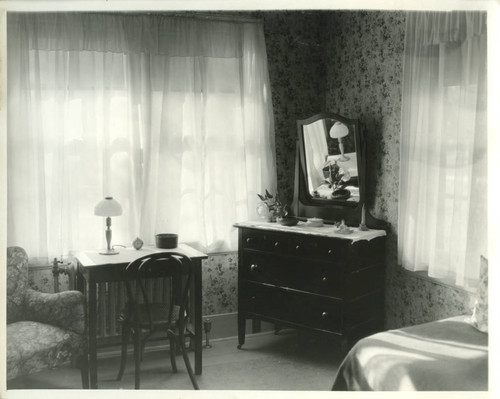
[332,315,488,391]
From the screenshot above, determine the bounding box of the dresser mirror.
[292,112,368,226]
[301,114,360,203]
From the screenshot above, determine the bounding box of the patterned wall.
[323,10,475,328]
[257,11,327,205]
[28,254,239,316]
[28,10,476,327]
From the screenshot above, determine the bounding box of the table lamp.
[94,196,122,255]
[329,121,350,161]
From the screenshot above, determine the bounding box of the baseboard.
[97,312,275,359]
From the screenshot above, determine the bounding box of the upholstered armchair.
[6,246,88,387]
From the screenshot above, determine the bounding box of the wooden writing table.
[76,244,207,389]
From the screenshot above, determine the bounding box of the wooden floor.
[7,329,345,392]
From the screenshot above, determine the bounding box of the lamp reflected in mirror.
[329,122,350,162]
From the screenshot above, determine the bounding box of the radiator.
[95,278,172,340]
[54,261,172,340]
[96,279,198,353]
[96,281,127,339]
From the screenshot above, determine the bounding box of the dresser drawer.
[347,264,385,299]
[348,237,386,270]
[241,228,349,262]
[240,282,342,333]
[236,223,386,347]
[343,291,384,331]
[241,250,342,297]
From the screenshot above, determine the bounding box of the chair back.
[123,252,193,332]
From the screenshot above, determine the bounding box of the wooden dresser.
[234,221,386,351]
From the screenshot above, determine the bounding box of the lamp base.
[359,223,369,231]
[99,249,119,255]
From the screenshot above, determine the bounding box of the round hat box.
[155,233,178,249]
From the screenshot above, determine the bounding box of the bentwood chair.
[116,252,199,389]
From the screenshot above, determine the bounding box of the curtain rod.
[169,12,262,24]
[17,10,263,24]
[79,10,262,24]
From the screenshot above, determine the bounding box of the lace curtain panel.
[398,11,488,289]
[7,13,276,259]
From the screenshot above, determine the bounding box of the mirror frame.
[292,112,385,229]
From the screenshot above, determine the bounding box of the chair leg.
[134,331,141,389]
[177,334,199,390]
[140,340,147,361]
[117,327,130,381]
[169,334,178,373]
[79,352,90,389]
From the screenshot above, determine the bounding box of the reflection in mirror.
[302,117,359,203]
[294,113,386,229]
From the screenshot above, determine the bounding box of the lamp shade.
[94,197,123,217]
[329,122,349,139]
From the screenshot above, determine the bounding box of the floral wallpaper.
[27,10,477,330]
[322,10,475,329]
[256,11,327,205]
[29,253,239,316]
[259,9,475,329]
[201,252,239,315]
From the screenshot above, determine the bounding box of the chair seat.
[7,321,82,380]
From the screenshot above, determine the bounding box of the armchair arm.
[24,289,86,335]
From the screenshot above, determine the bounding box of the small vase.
[132,237,144,250]
[256,203,270,221]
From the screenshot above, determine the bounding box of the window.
[398,11,487,290]
[7,13,276,262]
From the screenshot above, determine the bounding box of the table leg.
[88,281,98,389]
[237,312,246,349]
[193,259,202,375]
[76,268,90,388]
[76,269,85,294]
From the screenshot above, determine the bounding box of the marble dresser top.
[234,220,386,243]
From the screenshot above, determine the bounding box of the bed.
[331,314,488,391]
[333,255,489,391]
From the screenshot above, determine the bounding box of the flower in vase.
[257,189,288,221]
[322,160,351,194]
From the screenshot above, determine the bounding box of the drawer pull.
[250,264,258,272]
[321,311,328,319]
[295,245,301,250]
[322,277,328,283]
[328,249,334,256]
[274,242,280,247]
[246,237,253,244]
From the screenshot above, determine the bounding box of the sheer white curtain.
[7,13,276,261]
[303,120,328,192]
[398,11,487,289]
